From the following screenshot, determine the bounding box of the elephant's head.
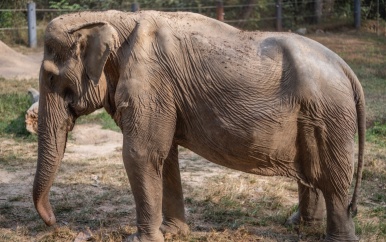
[33,18,120,226]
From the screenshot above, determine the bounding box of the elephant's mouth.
[59,118,75,132]
[65,105,79,132]
[67,120,75,132]
[63,114,76,132]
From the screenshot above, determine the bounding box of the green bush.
[0,93,36,140]
[49,0,84,10]
[0,11,13,28]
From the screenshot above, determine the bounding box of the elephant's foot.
[323,234,359,242]
[160,219,190,236]
[285,210,324,226]
[124,231,164,242]
[323,218,358,242]
[324,227,358,242]
[285,210,301,226]
[322,190,358,242]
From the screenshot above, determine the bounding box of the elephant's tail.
[343,63,366,218]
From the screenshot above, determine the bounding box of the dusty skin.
[33,11,365,242]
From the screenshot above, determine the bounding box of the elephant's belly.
[180,139,299,178]
[177,119,301,179]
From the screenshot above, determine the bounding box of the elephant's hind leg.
[318,130,357,241]
[322,191,358,241]
[160,143,190,235]
[296,112,357,241]
[286,182,325,226]
[289,121,326,226]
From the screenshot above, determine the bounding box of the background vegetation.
[1,0,386,45]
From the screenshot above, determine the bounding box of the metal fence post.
[354,0,361,29]
[376,0,380,35]
[27,2,37,48]
[216,0,224,21]
[315,0,322,24]
[131,2,140,12]
[276,0,282,31]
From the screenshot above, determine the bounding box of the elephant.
[33,10,365,242]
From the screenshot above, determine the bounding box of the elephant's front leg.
[160,143,190,235]
[123,136,164,242]
[120,107,176,242]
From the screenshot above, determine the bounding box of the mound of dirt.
[0,41,42,80]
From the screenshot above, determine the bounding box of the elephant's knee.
[124,146,148,162]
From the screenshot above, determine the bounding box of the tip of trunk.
[33,191,57,226]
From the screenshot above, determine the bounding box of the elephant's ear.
[68,22,119,85]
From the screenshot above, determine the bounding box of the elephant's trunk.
[33,92,73,226]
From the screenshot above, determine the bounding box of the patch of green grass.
[0,80,38,141]
[373,193,386,203]
[0,93,37,140]
[361,168,374,181]
[0,202,13,212]
[355,219,386,238]
[356,221,378,235]
[367,122,386,147]
[381,223,386,235]
[371,206,386,219]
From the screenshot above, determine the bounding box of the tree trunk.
[238,0,256,29]
[315,0,323,24]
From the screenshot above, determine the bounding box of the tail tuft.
[349,202,358,217]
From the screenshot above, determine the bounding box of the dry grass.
[1,140,384,241]
[0,78,38,95]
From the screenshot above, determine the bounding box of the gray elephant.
[33,10,365,242]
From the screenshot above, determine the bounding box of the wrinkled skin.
[33,11,365,242]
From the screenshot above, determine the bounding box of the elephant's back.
[267,33,356,105]
[149,11,240,38]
